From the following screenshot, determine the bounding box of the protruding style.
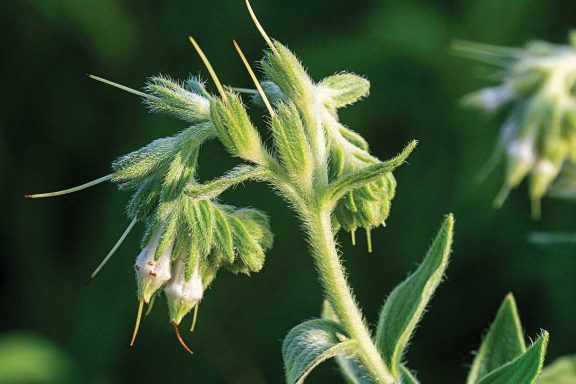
[188,36,228,101]
[130,301,144,346]
[172,322,193,354]
[88,75,152,99]
[233,40,275,116]
[245,0,278,56]
[25,174,112,199]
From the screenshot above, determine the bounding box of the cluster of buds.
[456,32,576,218]
[253,42,399,251]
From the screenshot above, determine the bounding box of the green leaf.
[538,355,576,384]
[327,140,417,204]
[283,319,356,384]
[477,333,549,384]
[375,214,454,378]
[467,294,527,384]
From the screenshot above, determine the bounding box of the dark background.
[1,0,576,383]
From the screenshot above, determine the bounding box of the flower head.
[457,33,576,217]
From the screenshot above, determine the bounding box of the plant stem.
[305,206,394,384]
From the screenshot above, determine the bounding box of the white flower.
[134,229,173,303]
[165,259,204,325]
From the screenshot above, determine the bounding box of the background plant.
[3,0,576,383]
[455,33,576,219]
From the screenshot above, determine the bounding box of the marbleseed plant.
[27,2,576,383]
[455,32,576,219]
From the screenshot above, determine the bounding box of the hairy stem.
[305,205,394,383]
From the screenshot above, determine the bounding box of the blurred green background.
[2,0,576,383]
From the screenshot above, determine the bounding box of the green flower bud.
[145,75,211,123]
[271,102,314,187]
[210,92,267,164]
[260,42,315,102]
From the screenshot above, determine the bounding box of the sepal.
[318,73,370,109]
[145,75,211,123]
[271,102,314,186]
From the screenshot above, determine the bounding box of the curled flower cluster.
[457,32,576,217]
[27,2,412,356]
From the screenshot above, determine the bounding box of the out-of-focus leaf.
[537,355,576,384]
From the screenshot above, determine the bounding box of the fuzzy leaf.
[477,333,548,384]
[126,173,162,219]
[537,355,576,384]
[375,214,454,378]
[327,141,416,204]
[211,205,235,265]
[321,300,375,384]
[112,135,179,189]
[160,143,198,201]
[319,73,370,109]
[467,294,527,384]
[283,319,356,384]
[112,124,215,191]
[226,214,266,274]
